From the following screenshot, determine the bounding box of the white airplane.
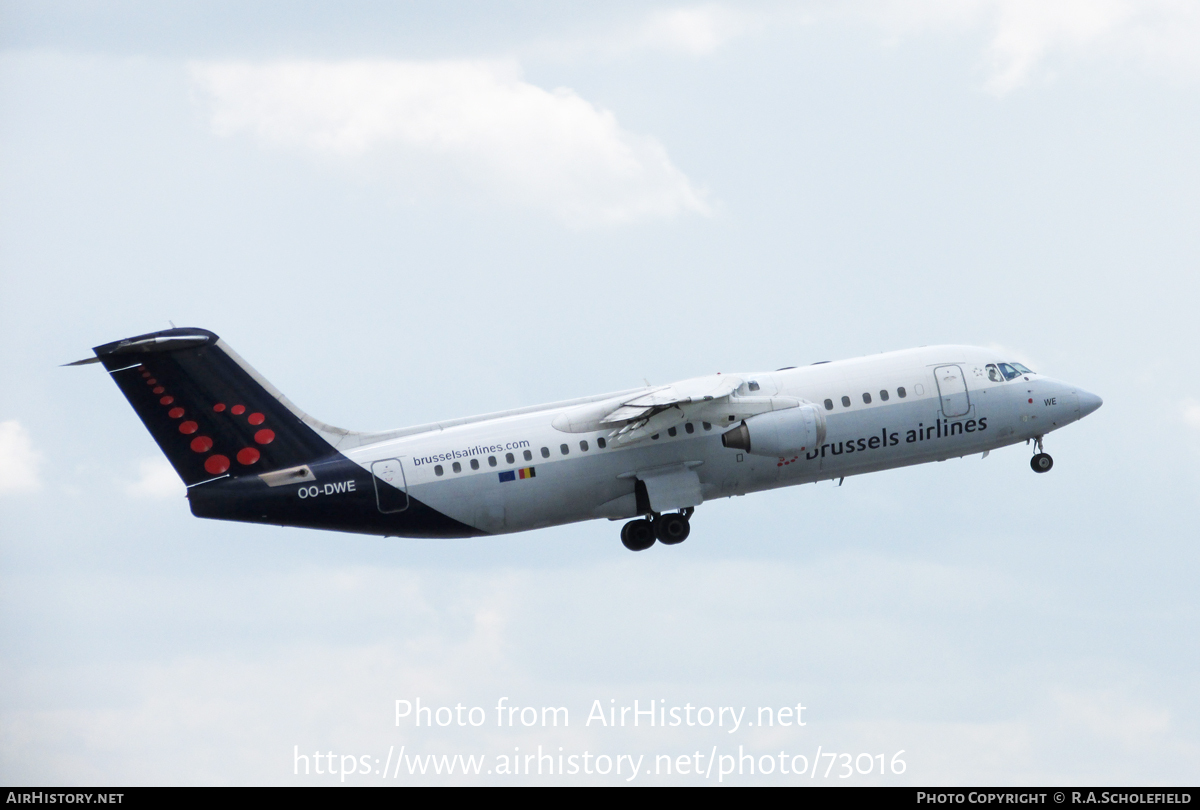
[74,328,1102,550]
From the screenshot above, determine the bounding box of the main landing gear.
[620,508,693,551]
[1030,435,1053,474]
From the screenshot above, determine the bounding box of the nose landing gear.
[1030,435,1053,473]
[620,507,693,551]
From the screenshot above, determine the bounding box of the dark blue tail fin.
[93,328,336,486]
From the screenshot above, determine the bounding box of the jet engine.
[721,404,827,457]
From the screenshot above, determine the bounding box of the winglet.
[62,356,102,366]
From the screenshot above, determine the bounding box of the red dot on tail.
[168,407,184,419]
[254,428,275,445]
[248,412,265,425]
[141,371,151,378]
[179,421,198,435]
[153,386,164,394]
[205,455,230,475]
[213,403,226,413]
[231,405,245,415]
[190,436,213,453]
[160,396,174,405]
[237,447,260,465]
[146,379,157,386]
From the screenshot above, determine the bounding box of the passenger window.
[824,399,833,410]
[652,433,660,440]
[897,387,906,398]
[541,447,550,458]
[435,464,444,476]
[685,422,694,434]
[488,456,497,467]
[748,381,760,392]
[703,422,712,431]
[862,392,872,404]
[986,364,1002,383]
[560,443,569,455]
[524,449,533,461]
[470,458,479,470]
[452,462,461,473]
[597,437,607,449]
[668,426,677,437]
[580,440,589,451]
[506,452,514,464]
[879,390,889,401]
[841,396,851,408]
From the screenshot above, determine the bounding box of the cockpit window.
[997,363,1022,380]
[1010,362,1034,374]
[986,364,1002,382]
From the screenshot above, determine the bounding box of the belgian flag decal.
[497,467,535,482]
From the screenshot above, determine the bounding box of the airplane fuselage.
[179,343,1101,541]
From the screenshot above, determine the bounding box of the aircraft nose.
[1077,389,1103,418]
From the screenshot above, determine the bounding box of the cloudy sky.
[2,0,1198,785]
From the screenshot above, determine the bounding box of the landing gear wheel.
[654,513,691,545]
[620,519,656,551]
[1031,453,1053,473]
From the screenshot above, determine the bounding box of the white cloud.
[525,5,772,62]
[0,420,42,494]
[190,59,710,226]
[631,5,757,56]
[5,558,1199,784]
[1182,400,1200,430]
[124,458,184,500]
[591,2,1200,93]
[1052,688,1171,748]
[849,0,1200,93]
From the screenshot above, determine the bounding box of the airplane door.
[934,365,971,417]
[371,459,409,513]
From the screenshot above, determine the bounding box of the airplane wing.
[599,375,742,425]
[552,373,800,445]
